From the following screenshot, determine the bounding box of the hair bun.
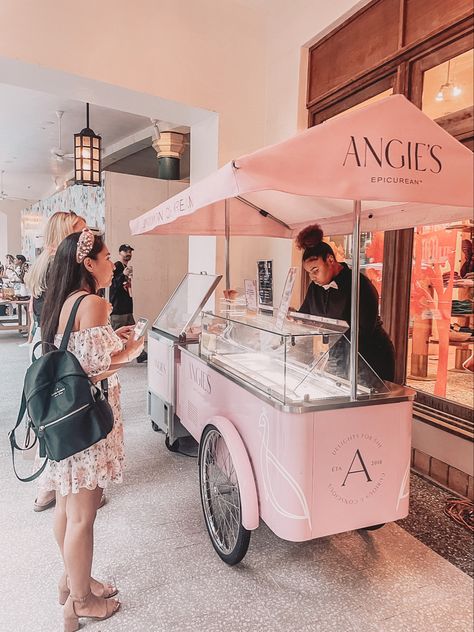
[295,224,324,250]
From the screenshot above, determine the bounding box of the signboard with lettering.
[275,267,298,330]
[148,335,173,403]
[257,260,273,309]
[244,279,258,311]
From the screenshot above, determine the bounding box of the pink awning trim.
[130,96,473,237]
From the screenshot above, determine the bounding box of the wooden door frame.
[306,16,473,422]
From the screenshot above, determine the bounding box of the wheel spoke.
[200,428,242,556]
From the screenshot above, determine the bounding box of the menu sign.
[275,267,298,330]
[257,260,273,309]
[244,279,258,311]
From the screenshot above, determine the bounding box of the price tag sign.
[275,267,298,330]
[257,260,273,309]
[244,279,258,311]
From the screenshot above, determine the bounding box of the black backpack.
[9,294,114,482]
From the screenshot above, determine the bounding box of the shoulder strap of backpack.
[8,392,49,482]
[59,294,89,351]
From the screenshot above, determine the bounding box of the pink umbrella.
[130,95,473,398]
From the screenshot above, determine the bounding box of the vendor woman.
[297,224,395,382]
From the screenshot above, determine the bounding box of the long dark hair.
[41,232,105,346]
[295,223,335,261]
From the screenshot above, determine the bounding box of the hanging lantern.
[74,103,101,185]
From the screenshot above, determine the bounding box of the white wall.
[104,172,188,324]
[0,0,268,304]
[235,0,370,304]
[0,212,6,263]
[263,0,370,144]
[0,0,367,307]
[0,0,267,165]
[0,200,23,263]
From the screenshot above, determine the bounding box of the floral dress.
[38,325,125,496]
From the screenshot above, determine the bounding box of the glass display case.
[152,272,222,341]
[148,272,222,446]
[200,311,389,406]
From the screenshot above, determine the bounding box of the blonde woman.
[25,211,87,512]
[26,212,86,341]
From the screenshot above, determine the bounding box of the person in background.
[110,244,147,363]
[460,239,474,278]
[25,211,87,513]
[296,223,395,382]
[4,254,16,282]
[40,229,143,631]
[14,255,29,283]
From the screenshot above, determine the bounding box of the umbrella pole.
[225,198,230,291]
[350,199,361,401]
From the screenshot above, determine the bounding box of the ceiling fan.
[50,111,74,162]
[0,170,28,202]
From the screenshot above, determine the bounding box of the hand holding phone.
[133,317,148,340]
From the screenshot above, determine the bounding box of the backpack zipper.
[38,403,91,434]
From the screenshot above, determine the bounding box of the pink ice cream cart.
[133,96,473,564]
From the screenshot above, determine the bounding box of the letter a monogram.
[341,449,372,487]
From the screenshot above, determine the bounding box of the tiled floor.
[399,473,474,578]
[0,331,472,632]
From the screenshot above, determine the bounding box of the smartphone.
[133,317,149,340]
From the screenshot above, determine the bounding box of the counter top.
[179,344,415,414]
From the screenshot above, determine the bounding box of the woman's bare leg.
[64,487,102,598]
[54,492,69,598]
[63,486,120,621]
[54,492,68,560]
[57,487,115,601]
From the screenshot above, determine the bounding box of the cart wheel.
[199,425,250,565]
[362,523,385,531]
[151,421,160,433]
[165,435,180,452]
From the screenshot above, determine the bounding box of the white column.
[188,113,219,276]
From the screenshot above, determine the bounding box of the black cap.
[119,244,134,252]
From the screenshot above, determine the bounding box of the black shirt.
[32,258,52,327]
[110,261,133,316]
[299,262,395,381]
[33,293,45,325]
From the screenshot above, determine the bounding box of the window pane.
[313,83,395,125]
[422,49,474,120]
[406,220,474,406]
[330,88,393,121]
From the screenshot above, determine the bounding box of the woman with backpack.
[26,210,87,512]
[40,229,143,631]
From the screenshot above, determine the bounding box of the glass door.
[406,37,474,416]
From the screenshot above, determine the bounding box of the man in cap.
[110,244,147,362]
